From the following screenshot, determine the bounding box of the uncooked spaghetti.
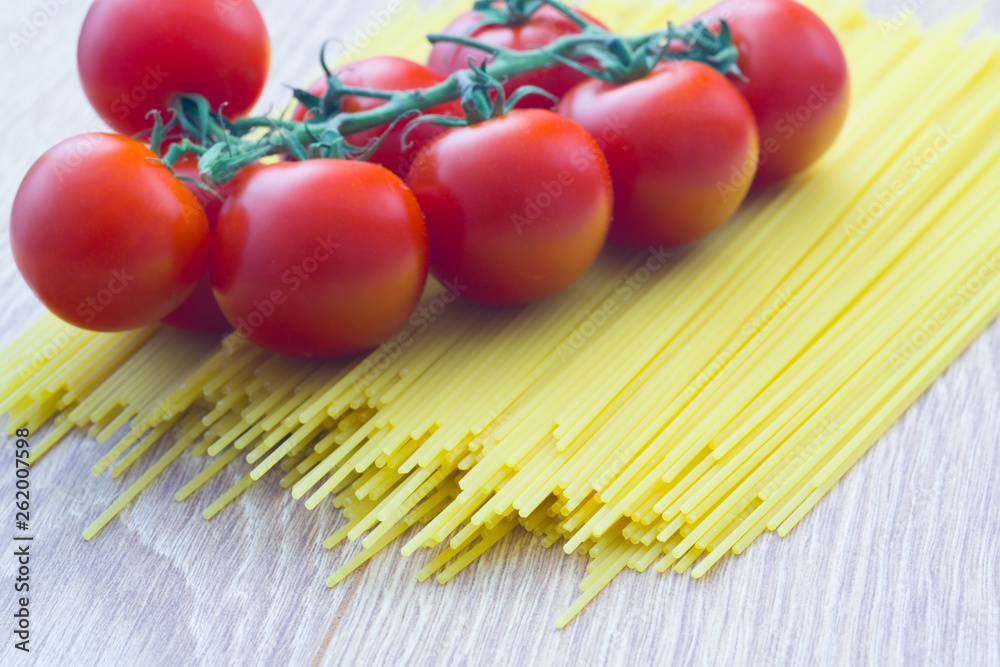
[2,0,999,628]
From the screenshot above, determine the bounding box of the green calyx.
[289,40,398,123]
[468,1,604,34]
[151,1,745,187]
[290,77,396,123]
[670,20,744,80]
[401,61,558,147]
[558,20,745,85]
[471,0,545,28]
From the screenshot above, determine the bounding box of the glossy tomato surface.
[697,0,849,185]
[11,134,210,331]
[559,61,759,248]
[427,3,605,107]
[406,109,612,306]
[160,158,264,332]
[292,56,461,178]
[78,0,270,136]
[211,160,428,359]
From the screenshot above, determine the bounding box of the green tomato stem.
[195,5,738,186]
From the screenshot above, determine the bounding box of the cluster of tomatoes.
[10,0,848,360]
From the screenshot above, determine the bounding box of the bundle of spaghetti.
[2,0,999,628]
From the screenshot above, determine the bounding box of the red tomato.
[78,0,270,137]
[11,134,210,331]
[559,61,758,249]
[696,0,849,185]
[406,109,612,306]
[427,3,606,107]
[160,158,264,332]
[292,57,461,179]
[211,160,428,359]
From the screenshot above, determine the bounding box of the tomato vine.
[150,0,742,187]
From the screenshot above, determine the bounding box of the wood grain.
[0,1,998,665]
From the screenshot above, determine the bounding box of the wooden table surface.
[1,1,998,665]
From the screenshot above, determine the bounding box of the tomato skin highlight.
[698,0,849,185]
[406,109,612,306]
[427,4,605,107]
[211,160,429,360]
[11,133,210,332]
[160,159,264,333]
[559,61,758,249]
[78,0,270,137]
[292,57,461,178]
